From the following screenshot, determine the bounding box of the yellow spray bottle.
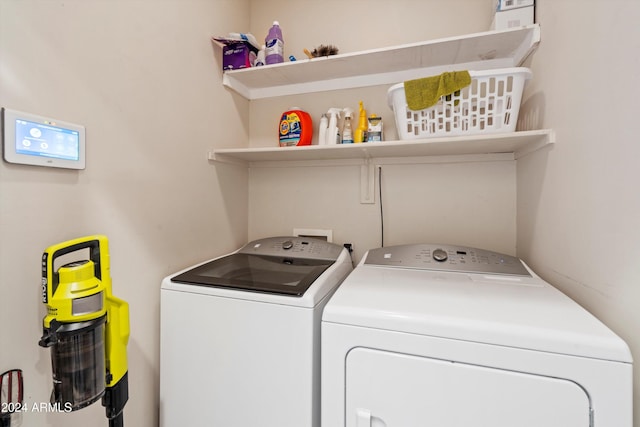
[354,101,367,143]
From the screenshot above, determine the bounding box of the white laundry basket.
[387,67,532,139]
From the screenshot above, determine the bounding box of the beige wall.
[518,0,640,422]
[2,0,638,426]
[247,0,513,261]
[0,1,249,426]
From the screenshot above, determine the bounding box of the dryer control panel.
[364,244,530,276]
[239,236,344,261]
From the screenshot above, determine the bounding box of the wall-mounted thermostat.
[2,107,86,169]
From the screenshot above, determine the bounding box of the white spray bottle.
[326,108,342,145]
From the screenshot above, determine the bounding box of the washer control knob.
[282,240,294,250]
[433,248,448,262]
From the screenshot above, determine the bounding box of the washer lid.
[171,237,344,296]
[324,246,632,363]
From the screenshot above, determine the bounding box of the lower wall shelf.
[208,130,554,166]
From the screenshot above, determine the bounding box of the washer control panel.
[364,244,530,276]
[239,236,344,261]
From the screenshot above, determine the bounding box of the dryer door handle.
[356,408,387,427]
[356,408,371,427]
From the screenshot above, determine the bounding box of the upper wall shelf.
[222,24,541,100]
[208,130,554,165]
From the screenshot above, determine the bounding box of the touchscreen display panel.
[2,108,85,169]
[15,118,80,161]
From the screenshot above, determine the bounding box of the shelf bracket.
[360,158,375,204]
[207,150,249,167]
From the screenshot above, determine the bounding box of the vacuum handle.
[49,235,107,278]
[42,235,109,303]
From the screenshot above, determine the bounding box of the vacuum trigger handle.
[38,319,62,348]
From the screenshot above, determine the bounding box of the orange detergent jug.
[279,108,312,147]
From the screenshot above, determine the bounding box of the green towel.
[404,71,472,110]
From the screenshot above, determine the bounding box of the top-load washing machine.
[160,236,352,427]
[322,244,632,427]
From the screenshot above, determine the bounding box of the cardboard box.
[491,5,534,30]
[221,42,257,71]
[212,37,259,71]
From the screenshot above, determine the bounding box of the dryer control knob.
[433,248,448,262]
[282,240,294,250]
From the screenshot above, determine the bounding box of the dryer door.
[346,348,591,427]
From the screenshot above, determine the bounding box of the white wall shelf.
[208,130,554,165]
[212,25,547,204]
[222,24,541,100]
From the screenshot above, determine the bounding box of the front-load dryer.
[160,236,352,427]
[321,244,632,427]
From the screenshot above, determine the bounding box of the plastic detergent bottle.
[265,21,284,64]
[279,108,312,147]
[318,113,328,145]
[367,114,383,142]
[341,108,354,144]
[354,101,368,143]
